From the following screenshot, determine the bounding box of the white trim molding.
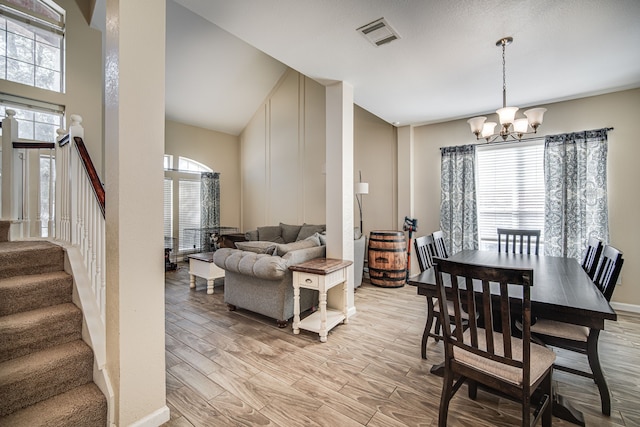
[611,302,640,315]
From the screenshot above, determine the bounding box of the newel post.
[1,109,24,240]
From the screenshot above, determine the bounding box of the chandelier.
[467,37,546,143]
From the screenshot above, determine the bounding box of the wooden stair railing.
[59,136,105,218]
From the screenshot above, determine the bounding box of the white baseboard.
[610,302,640,314]
[127,405,170,427]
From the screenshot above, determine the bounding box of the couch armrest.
[282,245,326,266]
[213,248,289,280]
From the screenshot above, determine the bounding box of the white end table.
[290,258,352,342]
[187,252,225,295]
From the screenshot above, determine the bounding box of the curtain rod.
[440,127,614,150]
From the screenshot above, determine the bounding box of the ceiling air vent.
[357,18,401,47]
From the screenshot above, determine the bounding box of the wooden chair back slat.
[414,235,437,272]
[581,236,603,279]
[432,230,448,258]
[593,245,624,302]
[497,228,540,255]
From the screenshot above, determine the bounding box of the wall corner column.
[104,1,169,425]
[325,82,356,316]
[397,125,416,273]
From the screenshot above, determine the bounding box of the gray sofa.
[212,223,324,326]
[212,223,366,326]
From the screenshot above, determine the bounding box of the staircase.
[0,223,107,426]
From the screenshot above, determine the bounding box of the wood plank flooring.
[163,264,640,426]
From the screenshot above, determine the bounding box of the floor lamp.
[355,172,369,235]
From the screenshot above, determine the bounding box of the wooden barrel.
[368,231,407,288]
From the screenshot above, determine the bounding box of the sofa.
[212,223,366,327]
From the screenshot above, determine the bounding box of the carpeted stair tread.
[0,241,65,280]
[0,382,107,427]
[0,221,9,243]
[0,303,82,363]
[0,340,93,416]
[0,271,72,316]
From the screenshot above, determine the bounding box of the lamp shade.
[524,107,547,128]
[355,182,369,195]
[482,122,497,138]
[513,118,529,134]
[496,106,519,125]
[467,116,487,135]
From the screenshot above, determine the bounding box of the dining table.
[408,250,617,426]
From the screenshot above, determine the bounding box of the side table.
[187,252,225,294]
[290,258,353,342]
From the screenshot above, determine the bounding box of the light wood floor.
[163,264,640,426]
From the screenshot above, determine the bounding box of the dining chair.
[432,230,448,258]
[581,236,603,279]
[414,235,436,272]
[497,228,541,255]
[530,244,624,415]
[433,258,554,427]
[414,234,468,359]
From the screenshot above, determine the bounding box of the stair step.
[0,271,73,316]
[0,241,65,280]
[0,221,9,243]
[0,303,82,363]
[0,340,93,416]
[0,383,107,427]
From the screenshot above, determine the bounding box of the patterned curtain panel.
[544,128,610,259]
[201,172,221,251]
[440,144,478,254]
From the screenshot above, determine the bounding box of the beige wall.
[412,88,640,308]
[354,106,398,237]
[240,69,326,231]
[0,0,104,175]
[164,120,241,230]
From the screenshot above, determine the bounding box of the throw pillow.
[245,230,258,241]
[279,223,302,243]
[257,225,284,243]
[275,235,320,256]
[296,223,326,241]
[318,232,327,246]
[235,241,277,255]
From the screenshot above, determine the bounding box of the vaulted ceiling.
[166,0,640,136]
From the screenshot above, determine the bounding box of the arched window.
[0,0,65,92]
[164,156,215,255]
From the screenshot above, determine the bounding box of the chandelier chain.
[502,40,507,108]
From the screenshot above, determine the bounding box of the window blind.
[476,140,545,251]
[163,177,173,247]
[178,179,201,252]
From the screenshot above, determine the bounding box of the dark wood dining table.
[408,250,617,426]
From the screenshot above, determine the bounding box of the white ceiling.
[166,0,640,136]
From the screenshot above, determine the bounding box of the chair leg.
[587,330,611,415]
[522,394,531,427]
[438,366,454,427]
[467,380,477,400]
[422,297,436,359]
[542,370,553,427]
[434,318,442,343]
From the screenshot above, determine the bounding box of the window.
[178,157,212,173]
[0,0,65,92]
[476,140,545,251]
[163,156,212,255]
[39,153,54,236]
[1,97,62,238]
[0,98,63,141]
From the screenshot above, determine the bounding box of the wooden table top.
[289,258,353,275]
[187,252,215,262]
[408,250,616,329]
